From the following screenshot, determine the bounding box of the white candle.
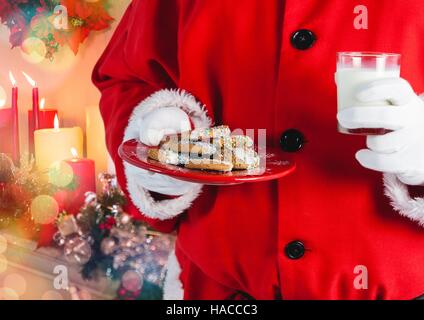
[34,115,83,173]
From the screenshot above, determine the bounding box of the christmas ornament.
[121,270,143,293]
[64,235,92,265]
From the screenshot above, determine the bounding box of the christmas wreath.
[0,0,114,60]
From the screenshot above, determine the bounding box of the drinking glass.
[336,52,401,135]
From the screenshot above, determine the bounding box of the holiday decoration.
[0,0,114,61]
[22,72,40,131]
[9,71,19,163]
[54,173,174,300]
[0,151,88,234]
[62,148,95,214]
[33,114,83,173]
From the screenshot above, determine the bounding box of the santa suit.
[93,0,424,299]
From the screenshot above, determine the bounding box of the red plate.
[119,139,296,185]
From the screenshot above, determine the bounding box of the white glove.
[135,106,200,195]
[139,107,191,146]
[337,78,424,185]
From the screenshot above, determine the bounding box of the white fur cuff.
[163,248,184,300]
[384,173,424,227]
[123,89,211,220]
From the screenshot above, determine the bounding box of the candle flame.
[71,147,78,158]
[9,71,17,87]
[40,98,45,110]
[54,114,59,130]
[22,71,36,87]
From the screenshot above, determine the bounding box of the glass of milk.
[336,52,401,135]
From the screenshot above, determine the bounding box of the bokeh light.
[20,37,47,64]
[3,274,26,296]
[0,287,19,300]
[0,86,6,108]
[48,161,74,188]
[0,255,7,274]
[122,270,143,292]
[41,290,63,300]
[30,195,59,224]
[0,235,7,254]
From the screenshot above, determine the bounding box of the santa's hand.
[134,106,200,195]
[139,106,191,146]
[337,78,424,185]
[123,90,210,220]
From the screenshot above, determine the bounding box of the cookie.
[149,125,260,173]
[232,148,260,170]
[147,148,160,161]
[162,139,218,155]
[190,125,231,141]
[148,148,188,165]
[185,159,233,172]
[231,135,254,148]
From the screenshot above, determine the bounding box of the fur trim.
[124,163,203,220]
[383,94,424,227]
[163,248,184,300]
[123,89,210,220]
[383,173,424,227]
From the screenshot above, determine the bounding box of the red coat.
[93,0,424,299]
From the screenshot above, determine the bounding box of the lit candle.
[22,71,40,132]
[34,114,83,173]
[28,98,58,153]
[9,71,20,163]
[62,148,96,214]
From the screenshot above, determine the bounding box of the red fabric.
[175,244,255,300]
[93,0,424,299]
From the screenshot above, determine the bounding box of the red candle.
[57,149,96,215]
[9,71,20,163]
[28,98,57,153]
[23,72,41,154]
[33,87,40,130]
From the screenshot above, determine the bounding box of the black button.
[291,29,316,50]
[280,129,305,152]
[285,241,305,260]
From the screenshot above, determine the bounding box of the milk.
[335,68,400,110]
